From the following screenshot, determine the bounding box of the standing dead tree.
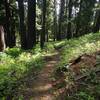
[0,25,6,52]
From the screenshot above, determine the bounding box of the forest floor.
[20,51,63,100]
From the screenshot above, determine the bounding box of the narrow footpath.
[21,52,61,100]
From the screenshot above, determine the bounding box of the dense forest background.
[0,0,100,50]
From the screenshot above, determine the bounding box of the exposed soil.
[16,51,100,100]
[20,52,62,100]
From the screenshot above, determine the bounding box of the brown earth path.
[21,51,61,100]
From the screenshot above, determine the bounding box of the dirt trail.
[22,52,60,100]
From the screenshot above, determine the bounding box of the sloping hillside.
[54,32,100,100]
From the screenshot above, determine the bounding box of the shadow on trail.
[18,52,61,100]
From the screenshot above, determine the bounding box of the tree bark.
[75,0,82,37]
[4,0,15,48]
[93,0,100,33]
[10,10,16,47]
[0,25,6,52]
[27,0,36,49]
[53,0,57,41]
[67,0,73,39]
[40,0,46,49]
[18,0,27,49]
[57,0,65,41]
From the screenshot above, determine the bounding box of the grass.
[54,32,100,100]
[0,32,100,99]
[58,32,100,66]
[0,46,46,98]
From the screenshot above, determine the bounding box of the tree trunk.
[18,0,27,49]
[53,0,57,41]
[40,0,46,49]
[27,0,36,49]
[93,0,100,33]
[4,0,15,48]
[67,0,72,39]
[57,0,65,41]
[0,25,6,52]
[93,11,100,33]
[10,10,16,47]
[75,0,82,37]
[46,29,49,42]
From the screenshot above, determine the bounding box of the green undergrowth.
[0,46,50,98]
[59,32,100,66]
[0,40,64,99]
[55,32,100,100]
[0,32,100,99]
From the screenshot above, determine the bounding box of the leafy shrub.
[5,48,22,58]
[0,47,45,98]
